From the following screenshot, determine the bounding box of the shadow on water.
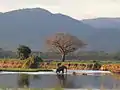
[56,74,76,88]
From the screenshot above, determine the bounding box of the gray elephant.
[56,65,67,74]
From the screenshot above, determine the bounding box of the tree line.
[0,32,120,61]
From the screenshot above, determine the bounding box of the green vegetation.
[0,33,119,72]
[50,60,120,65]
[17,45,31,60]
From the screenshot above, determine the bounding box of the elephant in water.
[56,65,67,74]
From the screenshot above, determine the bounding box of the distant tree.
[46,33,86,62]
[29,56,43,68]
[17,45,31,60]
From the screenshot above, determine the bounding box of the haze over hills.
[82,18,120,29]
[82,18,120,52]
[0,8,120,52]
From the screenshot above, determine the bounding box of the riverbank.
[0,59,120,73]
[40,62,120,73]
[0,68,53,72]
[0,70,111,75]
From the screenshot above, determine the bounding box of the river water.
[0,73,119,90]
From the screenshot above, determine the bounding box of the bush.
[34,56,43,63]
[29,56,43,69]
[94,62,101,70]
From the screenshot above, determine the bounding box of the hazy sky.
[0,0,120,19]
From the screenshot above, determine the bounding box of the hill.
[82,18,120,52]
[0,8,120,52]
[86,29,120,52]
[0,8,95,51]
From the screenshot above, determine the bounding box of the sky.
[0,0,120,20]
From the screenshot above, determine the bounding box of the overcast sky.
[0,0,120,20]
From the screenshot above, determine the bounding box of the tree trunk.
[62,54,65,62]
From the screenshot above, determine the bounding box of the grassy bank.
[50,60,120,64]
[0,68,53,72]
[0,58,120,64]
[0,58,120,72]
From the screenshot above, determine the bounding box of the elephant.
[56,65,67,74]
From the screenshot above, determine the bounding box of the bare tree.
[46,33,86,62]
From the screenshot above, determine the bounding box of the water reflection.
[56,74,80,88]
[57,74,120,89]
[18,74,30,88]
[18,74,41,88]
[0,74,120,89]
[112,74,120,89]
[56,74,67,87]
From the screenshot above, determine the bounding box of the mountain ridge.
[0,8,120,52]
[0,8,95,51]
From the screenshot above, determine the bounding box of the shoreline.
[0,70,111,75]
